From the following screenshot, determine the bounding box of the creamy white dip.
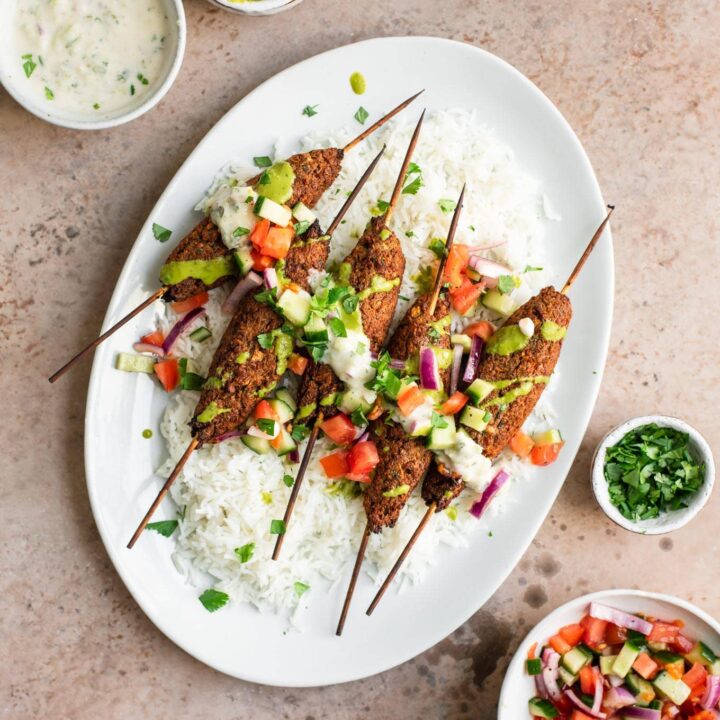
[202,184,259,250]
[10,0,173,116]
[438,429,493,493]
[324,327,377,410]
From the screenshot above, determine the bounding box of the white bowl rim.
[207,0,304,13]
[498,588,720,716]
[591,414,715,535]
[0,0,186,131]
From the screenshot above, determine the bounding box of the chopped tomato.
[688,712,717,720]
[683,662,708,690]
[320,413,357,445]
[319,450,349,479]
[570,709,594,720]
[449,277,484,315]
[287,354,309,376]
[438,391,468,415]
[254,400,279,421]
[249,218,270,247]
[347,441,380,476]
[671,633,695,654]
[580,616,608,649]
[510,431,534,458]
[549,634,572,655]
[463,320,495,341]
[632,652,659,680]
[251,248,274,271]
[270,432,285,450]
[140,330,164,346]
[397,385,426,417]
[442,244,470,288]
[648,622,681,643]
[530,442,564,466]
[170,291,209,314]
[559,624,585,647]
[579,665,596,695]
[605,623,628,646]
[260,226,294,259]
[527,642,538,660]
[154,358,179,392]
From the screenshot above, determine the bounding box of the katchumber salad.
[526,602,720,720]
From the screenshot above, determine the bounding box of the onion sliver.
[604,686,635,709]
[419,347,441,390]
[701,675,720,709]
[469,469,510,518]
[462,335,484,384]
[468,255,511,279]
[564,689,606,719]
[541,650,562,702]
[263,267,278,289]
[588,602,653,635]
[214,430,244,443]
[133,342,165,357]
[450,344,464,395]
[621,706,661,720]
[162,306,206,354]
[222,271,262,315]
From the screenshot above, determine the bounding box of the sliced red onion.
[390,358,405,370]
[542,647,554,663]
[592,669,604,714]
[222,271,262,315]
[263,267,278,289]
[607,674,625,688]
[621,706,661,720]
[462,335,484,384]
[248,422,279,440]
[450,344,464,395]
[604,686,635,709]
[564,689,606,719]
[470,469,510,518]
[468,255,512,279]
[355,430,369,443]
[289,448,300,463]
[589,602,653,635]
[666,707,680,719]
[419,347,441,390]
[701,675,720,709]
[483,276,499,289]
[541,650,562,702]
[468,240,507,252]
[214,430,244,443]
[534,672,548,700]
[133,342,165,357]
[162,307,206,354]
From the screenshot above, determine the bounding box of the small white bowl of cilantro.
[592,416,714,534]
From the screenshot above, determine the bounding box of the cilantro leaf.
[270,519,286,535]
[145,519,178,537]
[523,265,543,273]
[294,220,311,235]
[199,588,229,612]
[402,175,423,195]
[22,55,36,78]
[294,581,310,598]
[302,104,319,117]
[291,424,310,442]
[235,543,255,563]
[253,156,272,168]
[152,223,172,242]
[342,294,359,314]
[438,198,456,214]
[256,418,277,436]
[283,474,295,488]
[233,226,249,237]
[497,275,516,294]
[329,317,347,338]
[351,406,368,427]
[257,332,274,349]
[431,412,448,429]
[428,237,446,259]
[354,106,369,124]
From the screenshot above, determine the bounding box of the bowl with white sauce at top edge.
[0,0,186,130]
[205,0,305,16]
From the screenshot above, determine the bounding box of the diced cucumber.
[649,700,663,710]
[652,670,691,705]
[278,288,312,326]
[272,427,297,456]
[711,659,720,676]
[451,333,471,351]
[561,645,592,675]
[304,315,328,344]
[533,429,562,445]
[291,202,316,224]
[241,435,271,455]
[527,698,558,719]
[612,641,642,678]
[648,641,669,652]
[526,658,542,676]
[254,196,292,226]
[427,415,457,450]
[459,405,491,432]
[190,326,212,343]
[481,288,517,317]
[599,654,618,675]
[685,641,720,668]
[296,402,316,420]
[557,666,577,687]
[268,399,294,424]
[338,390,371,414]
[319,393,337,407]
[115,352,156,374]
[626,671,655,706]
[653,650,684,676]
[466,378,495,405]
[233,247,253,275]
[274,388,297,413]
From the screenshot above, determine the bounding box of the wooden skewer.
[364,204,616,612]
[127,437,199,548]
[336,523,371,636]
[428,184,466,316]
[342,90,424,153]
[48,286,167,383]
[272,122,425,560]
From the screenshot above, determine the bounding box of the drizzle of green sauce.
[430,314,452,335]
[274,334,293,375]
[486,324,531,356]
[338,262,352,285]
[196,401,230,423]
[204,376,224,390]
[256,381,277,399]
[297,402,317,419]
[159,255,236,287]
[349,72,367,95]
[258,161,295,204]
[235,351,250,365]
[480,376,550,409]
[358,275,400,300]
[142,428,153,439]
[541,320,567,341]
[320,393,337,406]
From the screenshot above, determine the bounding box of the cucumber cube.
[652,670,691,705]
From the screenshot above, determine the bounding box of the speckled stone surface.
[2,0,719,717]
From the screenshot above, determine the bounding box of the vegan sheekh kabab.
[48,90,423,383]
[364,206,616,618]
[335,185,466,635]
[270,112,427,560]
[126,146,388,549]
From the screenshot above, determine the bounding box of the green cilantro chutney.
[159,256,236,286]
[259,161,295,205]
[349,72,367,95]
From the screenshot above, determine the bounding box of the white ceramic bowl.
[591,415,715,535]
[206,0,304,15]
[498,589,720,719]
[0,0,186,130]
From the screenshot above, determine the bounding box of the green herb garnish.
[253,156,272,168]
[235,543,255,563]
[383,484,410,498]
[294,220,311,235]
[146,519,178,537]
[291,424,310,443]
[270,519,286,535]
[354,106,369,124]
[428,237,446,259]
[22,54,36,78]
[329,317,347,338]
[523,265,543,273]
[351,406,368,427]
[283,474,295,488]
[294,581,310,598]
[44,86,54,100]
[199,588,229,612]
[431,412,448,429]
[497,275,516,294]
[256,418,277,435]
[233,226,250,237]
[152,223,172,242]
[438,198,456,214]
[402,162,423,195]
[302,104,319,117]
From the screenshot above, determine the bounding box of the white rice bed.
[157,109,560,614]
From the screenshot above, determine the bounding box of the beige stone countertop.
[2,0,719,717]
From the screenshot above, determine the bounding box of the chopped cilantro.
[351,406,368,427]
[368,351,402,399]
[232,226,250,237]
[383,484,410,498]
[294,581,310,598]
[523,265,543,273]
[145,519,178,537]
[405,230,415,238]
[402,162,423,195]
[130,84,136,96]
[329,317,347,338]
[137,72,149,85]
[22,54,37,78]
[93,102,100,110]
[438,198,456,214]
[257,332,274,349]
[342,294,359,314]
[497,275,516,294]
[253,156,272,168]
[44,86,54,100]
[270,519,286,535]
[431,412,448,429]
[199,588,229,612]
[294,220,311,235]
[302,104,319,117]
[283,474,295,488]
[354,106,369,124]
[291,424,310,442]
[256,418,277,435]
[152,223,172,242]
[428,237,446,259]
[235,543,255,563]
[370,199,390,216]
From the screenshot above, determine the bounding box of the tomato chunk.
[548,634,572,655]
[249,218,270,247]
[671,633,694,654]
[320,413,357,445]
[463,320,495,341]
[154,358,179,392]
[140,330,164,346]
[683,662,708,690]
[251,248,274,271]
[254,400,279,421]
[319,450,349,479]
[570,709,594,720]
[605,623,627,646]
[287,354,309,376]
[632,652,659,680]
[170,292,209,314]
[397,385,426,417]
[581,615,608,649]
[530,442,564,466]
[449,277,484,315]
[648,621,681,643]
[438,391,468,415]
[559,623,585,647]
[347,441,380,476]
[510,431,534,458]
[579,665,596,695]
[261,226,294,259]
[443,244,470,288]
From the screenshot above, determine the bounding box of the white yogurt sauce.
[202,184,259,250]
[10,0,173,116]
[438,429,493,493]
[324,327,377,409]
